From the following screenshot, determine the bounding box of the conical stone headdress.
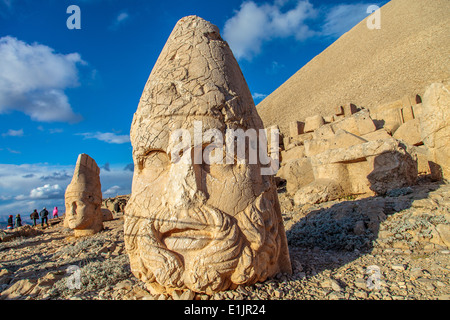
[65,153,102,204]
[130,15,265,160]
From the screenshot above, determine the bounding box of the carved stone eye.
[140,150,170,171]
[71,201,77,214]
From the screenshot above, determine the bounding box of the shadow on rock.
[284,180,442,276]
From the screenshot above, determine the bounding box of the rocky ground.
[0,179,448,300]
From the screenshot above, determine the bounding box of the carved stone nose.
[165,153,204,209]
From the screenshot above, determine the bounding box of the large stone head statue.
[124,15,291,295]
[65,153,103,237]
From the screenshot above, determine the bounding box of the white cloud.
[0,164,73,193]
[39,171,72,182]
[266,60,285,75]
[49,128,64,134]
[117,12,129,23]
[0,36,84,123]
[15,184,64,201]
[110,11,130,30]
[223,0,317,60]
[2,128,23,137]
[78,131,130,144]
[252,93,268,101]
[103,185,122,197]
[100,168,133,197]
[321,3,374,38]
[7,148,20,154]
[223,1,380,60]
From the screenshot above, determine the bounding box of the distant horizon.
[0,212,65,228]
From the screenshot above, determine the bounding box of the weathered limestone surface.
[276,158,314,195]
[102,194,129,214]
[393,118,422,146]
[361,128,392,142]
[289,121,304,137]
[304,115,324,133]
[419,82,450,180]
[276,104,420,205]
[281,145,305,163]
[331,109,376,136]
[101,208,114,222]
[370,101,404,134]
[310,137,418,196]
[293,179,344,206]
[64,154,103,237]
[305,129,368,158]
[124,15,291,295]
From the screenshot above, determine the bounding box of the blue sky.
[0,0,387,222]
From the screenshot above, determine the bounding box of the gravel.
[0,181,449,300]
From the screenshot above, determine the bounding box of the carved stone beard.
[124,186,282,294]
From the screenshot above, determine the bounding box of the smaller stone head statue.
[65,153,103,237]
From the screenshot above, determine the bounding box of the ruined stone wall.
[275,81,449,205]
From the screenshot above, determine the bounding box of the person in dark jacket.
[30,209,39,227]
[7,215,14,229]
[15,214,22,227]
[40,207,49,228]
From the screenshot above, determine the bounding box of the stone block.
[408,145,432,175]
[420,82,450,180]
[309,138,417,197]
[335,105,344,116]
[312,124,335,140]
[304,115,325,133]
[393,118,422,146]
[305,129,367,157]
[281,145,305,163]
[101,208,114,222]
[401,106,415,123]
[343,103,358,117]
[412,103,423,119]
[361,128,392,141]
[276,158,314,195]
[284,133,313,150]
[289,121,304,137]
[402,95,412,108]
[323,115,334,124]
[304,139,331,157]
[331,129,368,149]
[370,100,404,134]
[310,137,399,165]
[293,179,345,206]
[331,109,376,136]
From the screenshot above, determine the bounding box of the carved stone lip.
[66,214,77,222]
[162,228,212,252]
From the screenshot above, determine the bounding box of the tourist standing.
[7,215,14,229]
[53,206,59,218]
[30,209,39,227]
[15,214,22,227]
[40,207,49,228]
